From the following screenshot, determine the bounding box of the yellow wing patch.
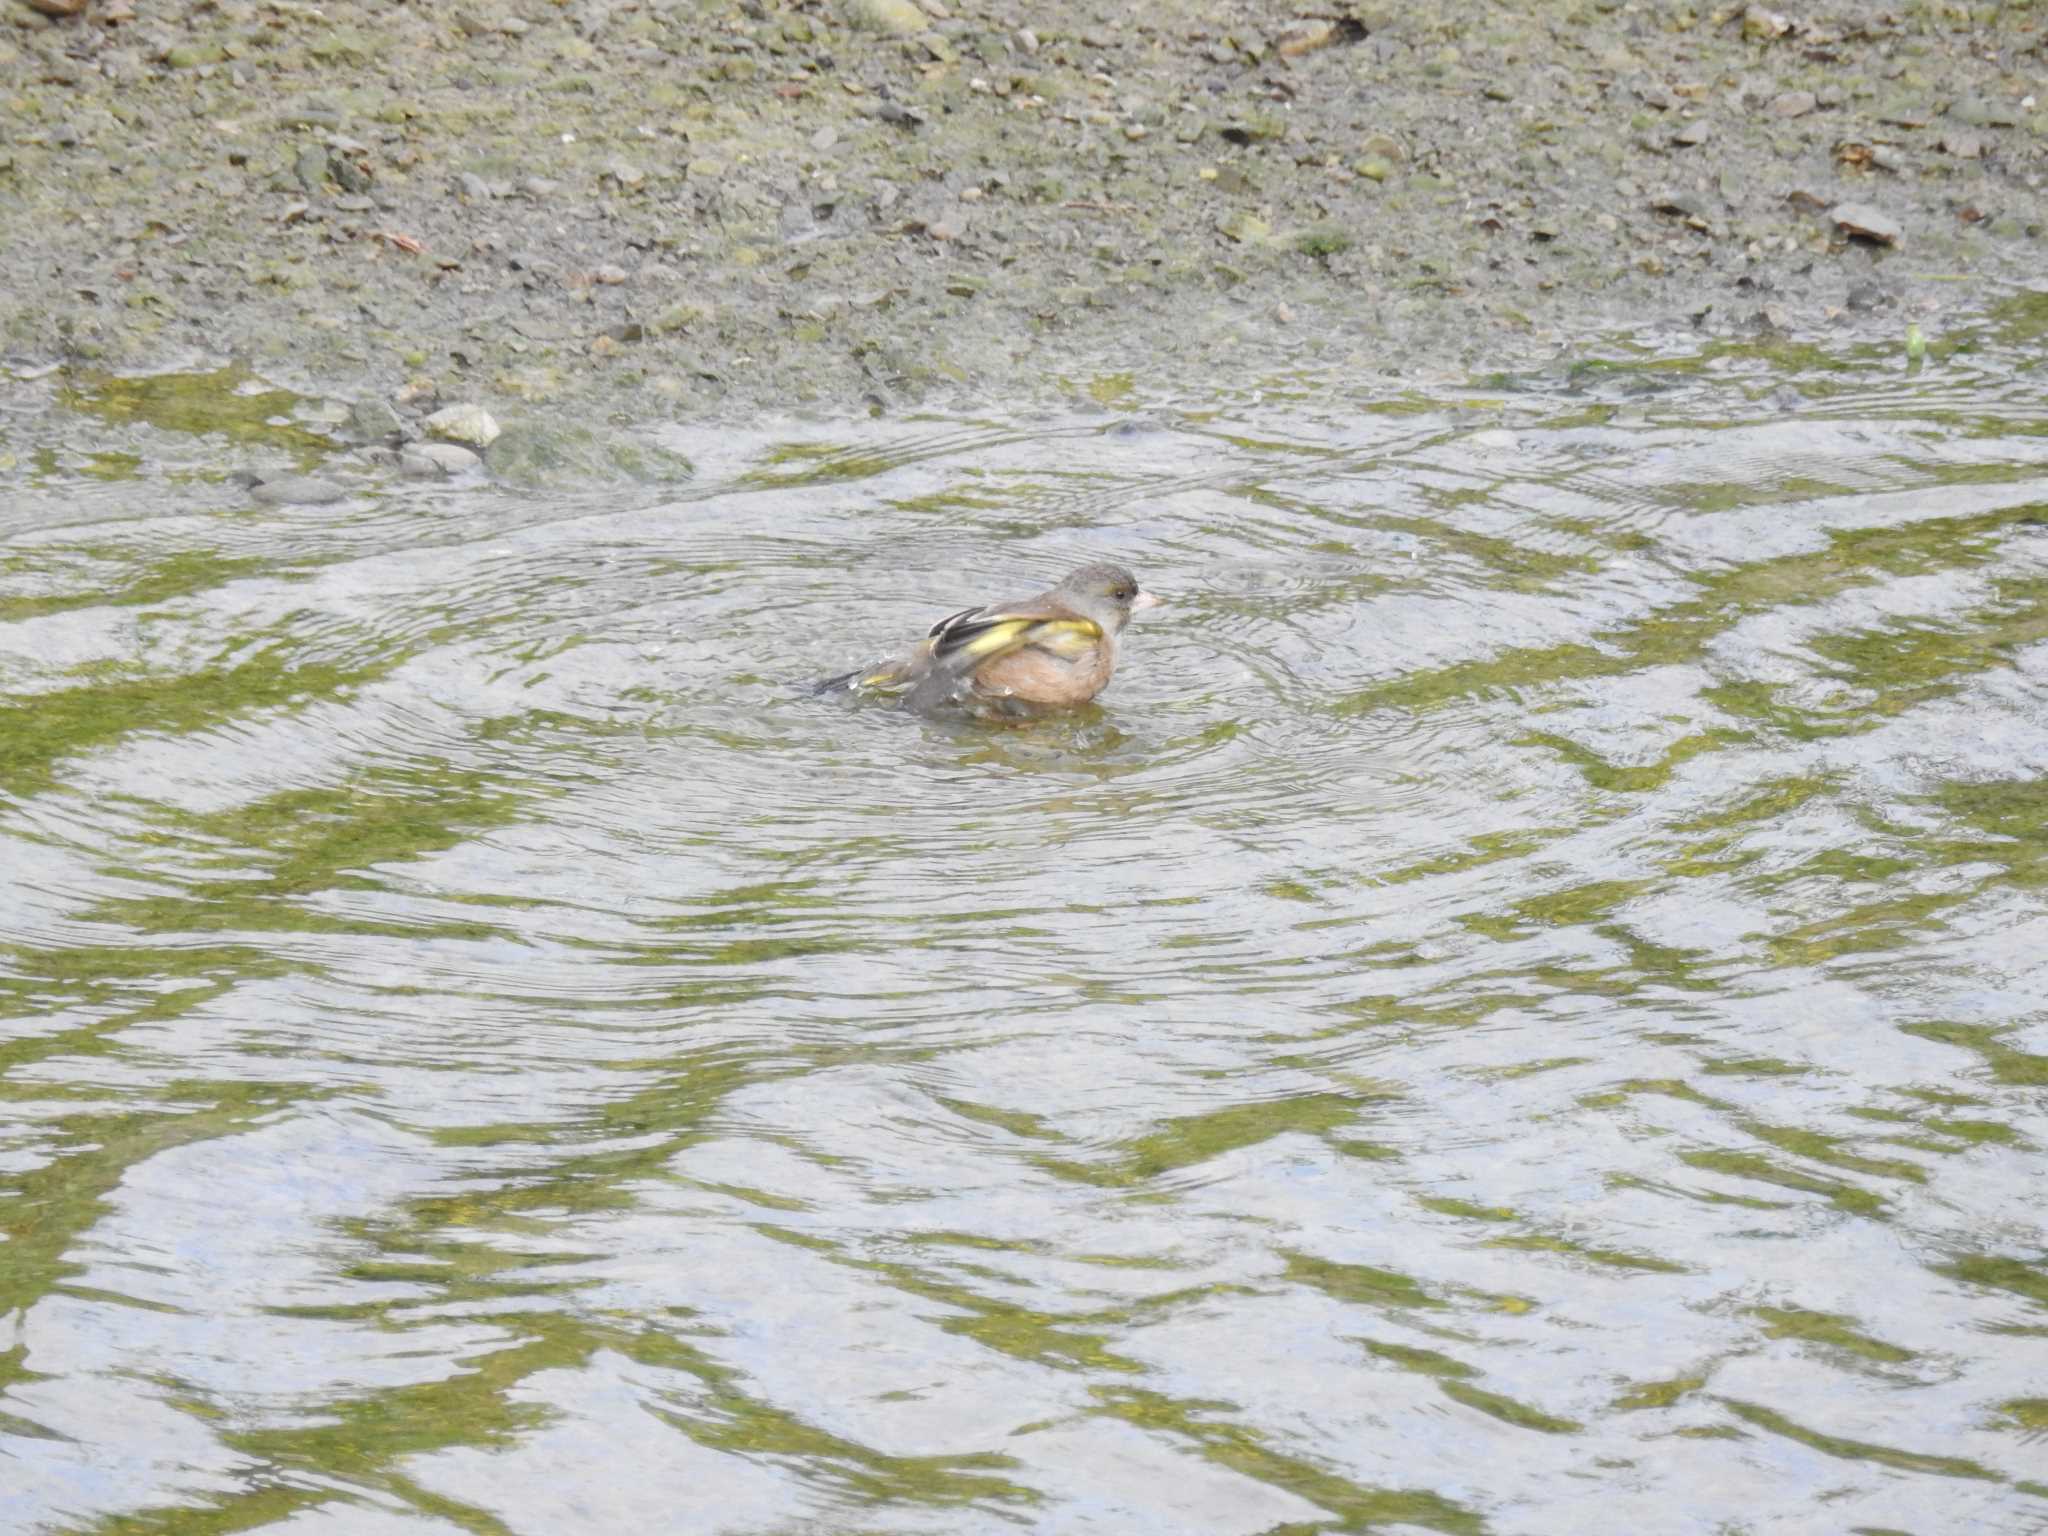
[952,615,1101,661]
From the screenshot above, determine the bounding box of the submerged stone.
[485,419,694,490]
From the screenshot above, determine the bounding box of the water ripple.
[5,357,2048,1534]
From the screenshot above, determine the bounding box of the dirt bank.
[2,0,2042,425]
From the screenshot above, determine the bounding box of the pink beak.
[1132,589,1164,611]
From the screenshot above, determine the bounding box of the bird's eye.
[1115,585,1133,599]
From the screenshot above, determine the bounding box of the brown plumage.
[821,562,1162,715]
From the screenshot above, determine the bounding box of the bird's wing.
[926,603,1104,674]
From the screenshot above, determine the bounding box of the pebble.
[424,402,501,448]
[650,301,711,334]
[244,474,347,506]
[1949,96,2017,128]
[345,398,405,443]
[401,443,480,477]
[294,144,329,193]
[846,0,929,34]
[1830,202,1903,246]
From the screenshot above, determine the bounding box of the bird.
[819,562,1162,715]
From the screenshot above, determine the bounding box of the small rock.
[424,402,501,448]
[1742,5,1792,38]
[1940,133,1984,159]
[241,473,347,506]
[1768,91,1816,119]
[163,43,229,69]
[331,154,372,194]
[1220,114,1287,145]
[401,443,480,477]
[1844,282,1889,310]
[294,144,329,194]
[649,301,712,334]
[1014,27,1038,54]
[344,398,405,444]
[873,101,927,129]
[1218,212,1271,244]
[846,0,929,35]
[498,17,530,36]
[457,172,496,200]
[810,125,838,151]
[1949,97,2018,128]
[1876,100,1934,129]
[1830,202,1903,246]
[1276,20,1345,58]
[1672,121,1710,148]
[485,419,695,491]
[520,176,560,199]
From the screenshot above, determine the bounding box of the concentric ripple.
[4,345,2048,1536]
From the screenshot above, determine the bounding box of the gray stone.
[244,474,348,505]
[401,443,481,477]
[345,398,405,443]
[485,419,695,491]
[1830,202,1902,246]
[423,401,501,448]
[847,0,929,34]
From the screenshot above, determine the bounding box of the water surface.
[4,340,2048,1534]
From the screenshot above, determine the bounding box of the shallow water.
[4,337,2048,1535]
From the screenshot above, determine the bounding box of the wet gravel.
[1,0,2043,424]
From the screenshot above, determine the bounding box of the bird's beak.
[1132,589,1164,611]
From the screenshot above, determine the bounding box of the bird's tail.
[810,660,902,696]
[811,667,866,695]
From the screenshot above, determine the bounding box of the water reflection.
[4,341,2047,1534]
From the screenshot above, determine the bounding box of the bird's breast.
[972,633,1117,705]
